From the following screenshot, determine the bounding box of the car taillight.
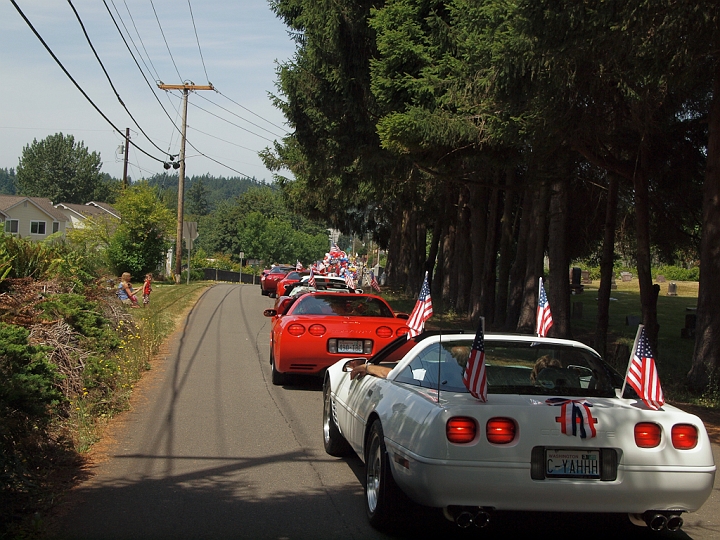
[671,424,698,450]
[328,338,337,353]
[308,324,326,336]
[396,327,409,336]
[635,422,662,448]
[447,417,476,444]
[486,417,516,444]
[363,340,373,354]
[376,326,393,338]
[287,323,305,336]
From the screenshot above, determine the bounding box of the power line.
[196,93,286,138]
[215,88,288,132]
[187,0,210,84]
[149,0,182,82]
[9,0,165,164]
[187,125,261,153]
[189,101,276,143]
[67,0,169,157]
[115,0,161,82]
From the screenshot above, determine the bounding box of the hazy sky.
[1,0,297,182]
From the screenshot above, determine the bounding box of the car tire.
[323,378,352,457]
[365,419,407,530]
[270,351,287,386]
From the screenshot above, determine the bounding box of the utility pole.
[157,83,213,283]
[122,127,130,188]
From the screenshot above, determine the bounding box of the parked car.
[263,291,409,385]
[260,265,294,297]
[322,332,715,533]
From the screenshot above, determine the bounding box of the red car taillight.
[447,417,476,444]
[287,323,305,336]
[635,422,662,448]
[396,327,409,336]
[671,424,698,450]
[308,324,326,336]
[376,326,393,338]
[486,417,516,444]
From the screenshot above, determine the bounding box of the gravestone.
[667,282,678,296]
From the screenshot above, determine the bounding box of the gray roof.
[0,195,68,221]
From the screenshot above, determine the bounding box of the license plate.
[545,449,600,478]
[337,339,364,353]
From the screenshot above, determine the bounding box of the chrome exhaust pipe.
[645,513,668,531]
[473,509,491,528]
[454,512,474,529]
[666,515,683,532]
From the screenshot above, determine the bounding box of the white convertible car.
[322,332,715,533]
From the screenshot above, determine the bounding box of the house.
[54,201,120,230]
[0,195,68,240]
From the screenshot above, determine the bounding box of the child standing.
[142,273,153,307]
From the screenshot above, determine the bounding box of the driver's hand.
[350,364,367,380]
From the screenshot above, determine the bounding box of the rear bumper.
[386,441,715,513]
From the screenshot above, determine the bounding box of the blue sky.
[0,0,297,183]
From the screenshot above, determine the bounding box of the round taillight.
[671,424,698,450]
[287,323,305,336]
[376,326,393,338]
[396,327,409,336]
[486,417,516,444]
[308,324,326,336]
[635,422,662,448]
[447,417,476,444]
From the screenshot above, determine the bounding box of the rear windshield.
[393,339,621,398]
[291,295,394,317]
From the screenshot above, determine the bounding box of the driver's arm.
[351,363,392,380]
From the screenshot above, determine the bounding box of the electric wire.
[116,0,161,83]
[9,0,165,164]
[189,101,276,143]
[196,93,285,138]
[188,125,260,153]
[215,88,287,132]
[149,0,182,82]
[67,0,169,157]
[187,0,210,84]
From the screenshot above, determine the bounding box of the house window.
[30,221,47,235]
[52,222,60,233]
[4,219,19,234]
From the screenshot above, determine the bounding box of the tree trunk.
[455,186,472,314]
[594,174,619,360]
[480,180,501,324]
[518,181,550,333]
[385,203,402,288]
[505,187,533,330]
[547,176,571,338]
[688,59,720,391]
[469,183,489,321]
[494,168,516,328]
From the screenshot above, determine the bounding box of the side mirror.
[342,358,366,372]
[354,288,363,294]
[394,312,409,320]
[263,309,277,317]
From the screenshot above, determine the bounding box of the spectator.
[117,272,140,308]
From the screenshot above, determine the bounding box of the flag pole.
[621,324,644,398]
[536,277,542,337]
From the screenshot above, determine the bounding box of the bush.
[37,293,119,351]
[654,265,700,282]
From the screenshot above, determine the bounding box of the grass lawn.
[382,280,708,405]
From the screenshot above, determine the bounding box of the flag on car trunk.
[370,271,381,293]
[463,317,488,402]
[407,272,433,338]
[624,325,665,410]
[308,268,316,288]
[536,277,553,337]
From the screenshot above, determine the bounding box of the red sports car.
[263,291,409,385]
[260,265,294,297]
[275,270,311,297]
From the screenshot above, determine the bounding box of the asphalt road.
[49,283,719,540]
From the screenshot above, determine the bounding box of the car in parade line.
[260,265,294,297]
[263,291,409,385]
[281,274,362,298]
[321,331,715,533]
[275,270,311,297]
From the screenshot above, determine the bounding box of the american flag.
[369,271,381,293]
[625,326,665,410]
[536,277,553,337]
[344,272,355,289]
[463,318,488,401]
[406,272,433,338]
[308,268,316,288]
